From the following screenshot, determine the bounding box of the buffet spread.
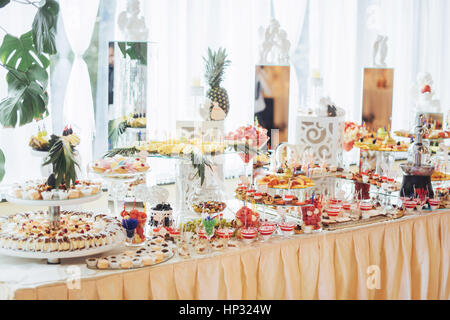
[0,49,449,299]
[1,107,449,271]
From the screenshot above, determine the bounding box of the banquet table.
[0,210,448,300]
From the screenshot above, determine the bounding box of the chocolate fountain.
[399,113,435,198]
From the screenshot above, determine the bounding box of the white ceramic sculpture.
[259,19,290,65]
[410,72,441,113]
[373,34,388,67]
[117,0,149,41]
[198,98,211,121]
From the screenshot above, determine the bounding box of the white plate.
[0,236,125,260]
[5,192,102,207]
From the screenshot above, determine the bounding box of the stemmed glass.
[201,213,217,252]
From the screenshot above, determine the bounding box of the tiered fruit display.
[225,121,269,163]
[232,206,259,238]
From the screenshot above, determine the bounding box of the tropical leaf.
[0,0,10,9]
[0,31,49,72]
[108,117,127,147]
[117,42,147,65]
[32,0,59,55]
[0,64,49,127]
[190,152,212,186]
[0,148,5,183]
[42,136,79,188]
[103,146,139,158]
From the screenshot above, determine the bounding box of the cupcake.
[131,257,143,268]
[12,188,23,198]
[142,255,155,266]
[154,251,164,262]
[124,250,135,257]
[28,189,41,200]
[109,260,120,269]
[68,189,81,199]
[178,247,191,259]
[86,257,98,268]
[58,190,68,200]
[120,258,132,269]
[41,191,53,200]
[91,185,101,194]
[97,258,109,269]
[81,187,93,197]
[161,248,171,258]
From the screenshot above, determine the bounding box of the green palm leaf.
[108,118,128,147]
[0,64,49,127]
[0,31,49,72]
[32,0,59,55]
[0,0,10,9]
[42,137,79,188]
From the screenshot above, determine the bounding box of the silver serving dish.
[400,163,434,176]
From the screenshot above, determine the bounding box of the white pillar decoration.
[60,0,100,176]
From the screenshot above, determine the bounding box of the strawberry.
[421,85,431,94]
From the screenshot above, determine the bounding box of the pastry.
[97,258,109,269]
[0,211,123,254]
[109,260,120,269]
[132,257,143,268]
[91,156,149,176]
[154,251,164,262]
[86,258,97,268]
[293,224,303,234]
[120,258,132,269]
[142,255,155,266]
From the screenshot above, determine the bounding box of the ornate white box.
[295,114,345,166]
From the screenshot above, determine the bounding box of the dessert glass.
[240,228,258,244]
[258,225,275,242]
[217,228,233,248]
[403,200,416,213]
[429,199,440,211]
[278,222,295,237]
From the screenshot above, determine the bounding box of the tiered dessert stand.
[3,193,124,264]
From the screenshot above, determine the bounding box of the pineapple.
[203,47,231,119]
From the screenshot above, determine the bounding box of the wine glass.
[201,213,217,252]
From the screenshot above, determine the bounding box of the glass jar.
[188,184,226,219]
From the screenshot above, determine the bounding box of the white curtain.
[60,0,100,176]
[308,0,450,129]
[125,0,307,181]
[137,0,283,135]
[0,3,50,187]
